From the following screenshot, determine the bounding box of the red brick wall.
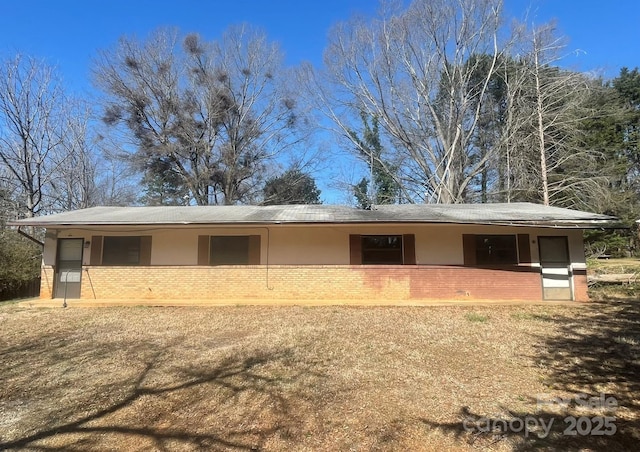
[573,270,589,302]
[43,264,571,302]
[407,266,544,300]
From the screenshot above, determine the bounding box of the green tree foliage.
[463,54,510,202]
[349,113,399,208]
[353,178,371,210]
[614,67,640,107]
[581,68,640,257]
[0,187,41,298]
[581,78,637,218]
[0,229,41,298]
[262,169,321,205]
[612,68,640,198]
[139,158,190,206]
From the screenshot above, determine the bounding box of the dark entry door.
[538,236,572,300]
[55,239,83,299]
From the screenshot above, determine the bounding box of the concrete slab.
[16,297,581,308]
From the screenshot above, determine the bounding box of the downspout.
[17,226,45,247]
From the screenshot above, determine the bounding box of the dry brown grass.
[588,257,640,300]
[0,301,638,451]
[588,257,640,275]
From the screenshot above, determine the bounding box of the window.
[210,236,250,265]
[198,235,261,265]
[361,235,403,264]
[349,234,416,265]
[475,235,518,265]
[463,234,531,266]
[102,236,142,265]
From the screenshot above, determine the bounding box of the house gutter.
[9,218,620,227]
[17,226,44,247]
[8,214,621,230]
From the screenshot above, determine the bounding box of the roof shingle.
[9,203,618,228]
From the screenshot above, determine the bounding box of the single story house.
[11,203,617,304]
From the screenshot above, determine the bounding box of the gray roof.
[9,203,618,228]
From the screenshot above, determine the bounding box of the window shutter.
[197,235,210,266]
[139,236,152,265]
[349,234,362,265]
[248,235,261,265]
[517,234,532,263]
[90,236,103,266]
[462,234,476,266]
[402,234,416,265]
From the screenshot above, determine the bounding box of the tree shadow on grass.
[420,403,629,451]
[539,299,640,409]
[419,298,640,451]
[0,341,321,451]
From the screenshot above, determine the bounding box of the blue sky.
[0,0,638,203]
[1,0,638,95]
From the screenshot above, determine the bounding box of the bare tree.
[0,171,19,226]
[308,0,509,203]
[501,23,609,209]
[94,25,309,205]
[0,55,64,217]
[48,100,100,210]
[94,143,140,206]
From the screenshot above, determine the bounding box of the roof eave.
[7,218,621,228]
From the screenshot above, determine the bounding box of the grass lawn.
[588,257,640,300]
[0,300,639,451]
[588,257,640,278]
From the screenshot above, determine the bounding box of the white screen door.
[538,236,572,300]
[55,239,83,298]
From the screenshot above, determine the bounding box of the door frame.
[538,235,573,301]
[54,238,84,299]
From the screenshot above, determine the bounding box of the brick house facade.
[13,204,614,304]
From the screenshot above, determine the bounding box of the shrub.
[0,229,41,299]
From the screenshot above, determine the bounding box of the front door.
[538,236,572,300]
[54,239,83,299]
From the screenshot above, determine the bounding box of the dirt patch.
[0,302,638,451]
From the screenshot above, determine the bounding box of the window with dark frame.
[361,235,404,265]
[210,236,250,265]
[475,235,518,265]
[102,236,141,266]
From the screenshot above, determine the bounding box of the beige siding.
[150,230,197,265]
[39,223,591,302]
[42,230,58,266]
[45,224,587,268]
[268,227,349,264]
